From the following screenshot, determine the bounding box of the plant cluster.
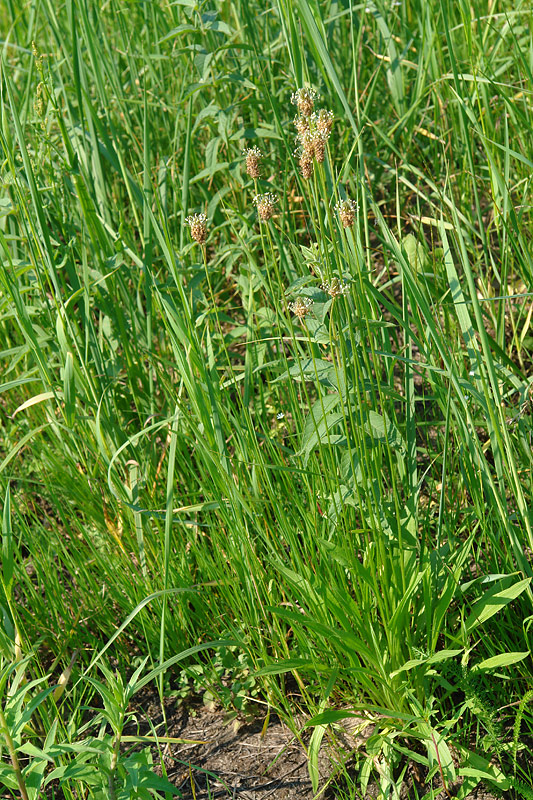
[1,0,533,797]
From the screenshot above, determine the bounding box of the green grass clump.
[1,0,533,796]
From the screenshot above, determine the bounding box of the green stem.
[0,706,29,800]
[202,245,240,403]
[108,718,124,800]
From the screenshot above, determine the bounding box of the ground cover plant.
[1,0,533,796]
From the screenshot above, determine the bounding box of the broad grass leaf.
[256,659,326,676]
[304,709,362,727]
[472,651,530,672]
[308,723,326,793]
[0,376,39,394]
[440,222,480,373]
[44,763,102,787]
[459,750,511,790]
[63,352,76,427]
[203,18,235,36]
[299,394,343,465]
[0,766,20,789]
[135,640,238,693]
[391,650,462,677]
[339,449,362,486]
[285,275,315,293]
[159,25,197,44]
[11,686,56,740]
[402,233,426,272]
[1,485,13,596]
[460,572,510,593]
[12,391,57,417]
[418,721,456,784]
[230,125,282,141]
[288,358,337,387]
[465,577,530,634]
[432,574,459,650]
[367,410,406,455]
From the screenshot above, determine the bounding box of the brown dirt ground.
[129,691,504,800]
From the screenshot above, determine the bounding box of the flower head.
[242,146,262,179]
[294,115,310,140]
[294,107,333,169]
[299,154,313,180]
[253,192,278,221]
[185,212,208,245]
[288,296,314,322]
[320,277,350,298]
[335,198,358,228]
[34,82,45,118]
[291,87,319,118]
[313,108,334,137]
[310,130,327,163]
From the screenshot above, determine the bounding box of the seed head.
[291,87,319,118]
[242,146,262,179]
[320,277,350,298]
[299,129,314,159]
[311,130,327,163]
[299,154,314,180]
[313,109,334,137]
[34,82,45,118]
[253,192,278,221]
[185,212,208,245]
[294,115,310,140]
[335,198,358,228]
[295,109,332,167]
[288,296,314,322]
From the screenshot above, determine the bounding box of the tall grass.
[1,0,533,796]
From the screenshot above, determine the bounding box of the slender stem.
[108,769,118,800]
[202,245,240,402]
[429,724,453,800]
[0,706,29,800]
[108,710,125,800]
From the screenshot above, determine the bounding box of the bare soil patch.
[136,694,324,799]
[130,692,503,800]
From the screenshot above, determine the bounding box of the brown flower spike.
[243,146,262,179]
[288,296,313,322]
[294,115,310,139]
[294,104,333,171]
[321,278,350,298]
[311,131,327,163]
[335,199,358,228]
[299,155,313,180]
[185,213,208,245]
[291,87,319,118]
[313,109,334,136]
[253,193,278,221]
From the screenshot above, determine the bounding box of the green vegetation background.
[1,0,533,796]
